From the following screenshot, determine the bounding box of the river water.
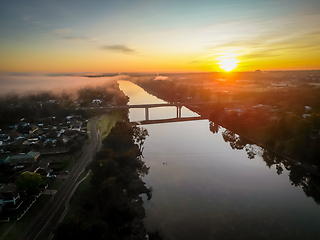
[118,80,320,240]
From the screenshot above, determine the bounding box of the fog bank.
[0,72,126,96]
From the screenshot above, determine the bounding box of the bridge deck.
[101,102,211,110]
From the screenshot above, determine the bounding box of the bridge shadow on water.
[131,116,207,125]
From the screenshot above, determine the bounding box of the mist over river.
[119,80,320,240]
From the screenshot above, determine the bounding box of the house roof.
[0,183,19,199]
[6,151,40,161]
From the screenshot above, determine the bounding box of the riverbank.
[132,80,320,176]
[118,79,320,240]
[54,111,160,240]
[192,104,320,174]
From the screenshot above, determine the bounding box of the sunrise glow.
[219,58,239,72]
[0,1,319,73]
[216,52,240,72]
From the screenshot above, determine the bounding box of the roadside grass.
[65,174,92,219]
[60,111,125,223]
[97,110,123,139]
[0,195,52,240]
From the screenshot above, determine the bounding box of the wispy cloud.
[101,45,137,54]
[51,29,97,43]
[63,36,97,42]
[207,28,320,60]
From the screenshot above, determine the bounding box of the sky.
[0,0,319,73]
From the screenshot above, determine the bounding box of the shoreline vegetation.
[130,76,320,167]
[54,110,161,240]
[130,76,320,204]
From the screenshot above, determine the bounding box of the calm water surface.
[119,80,320,240]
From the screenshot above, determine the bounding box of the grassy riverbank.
[97,110,125,139]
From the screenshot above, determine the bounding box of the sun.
[218,58,239,72]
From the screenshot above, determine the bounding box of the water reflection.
[120,80,320,240]
[210,121,320,205]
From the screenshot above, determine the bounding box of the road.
[18,116,102,240]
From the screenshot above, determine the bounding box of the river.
[118,80,320,240]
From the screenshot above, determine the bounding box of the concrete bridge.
[87,102,209,124]
[99,102,209,120]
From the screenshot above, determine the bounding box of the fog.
[0,72,127,97]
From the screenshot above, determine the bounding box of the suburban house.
[0,183,20,212]
[6,151,40,164]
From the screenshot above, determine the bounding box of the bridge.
[94,102,210,125]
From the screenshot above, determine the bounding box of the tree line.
[54,119,161,240]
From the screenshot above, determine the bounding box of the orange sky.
[0,0,319,73]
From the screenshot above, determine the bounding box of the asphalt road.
[18,116,102,240]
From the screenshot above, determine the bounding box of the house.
[6,151,40,165]
[68,118,82,131]
[71,122,82,131]
[92,99,102,106]
[0,183,20,212]
[0,157,9,164]
[0,134,11,142]
[14,121,30,130]
[305,106,312,112]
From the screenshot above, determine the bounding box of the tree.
[16,171,43,193]
[132,126,149,152]
[54,216,91,240]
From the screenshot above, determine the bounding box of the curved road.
[18,116,102,240]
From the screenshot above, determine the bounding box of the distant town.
[0,81,127,226]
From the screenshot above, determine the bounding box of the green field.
[97,110,124,139]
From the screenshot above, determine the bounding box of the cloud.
[207,28,320,61]
[51,29,97,43]
[101,45,137,54]
[241,52,280,59]
[63,36,97,42]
